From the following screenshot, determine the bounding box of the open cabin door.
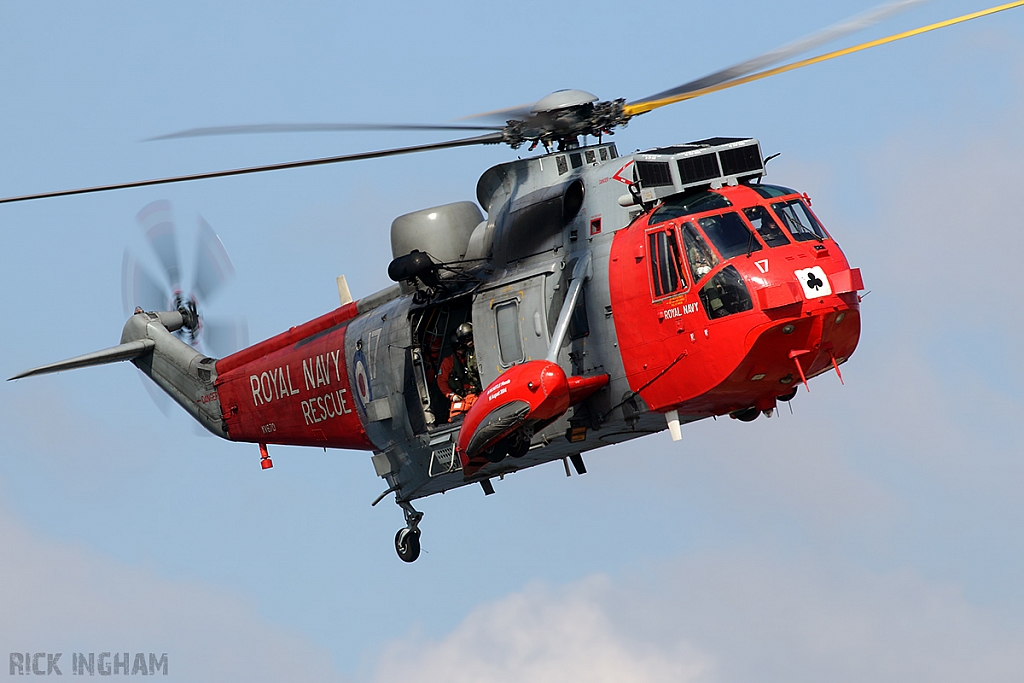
[404,296,475,433]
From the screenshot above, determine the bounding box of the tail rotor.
[121,200,248,358]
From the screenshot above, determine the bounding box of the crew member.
[437,322,482,417]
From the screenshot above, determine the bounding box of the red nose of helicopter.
[610,181,863,422]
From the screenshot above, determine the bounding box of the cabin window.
[680,222,719,283]
[648,229,686,298]
[772,199,829,242]
[743,206,790,247]
[698,211,762,260]
[648,191,732,225]
[699,265,754,319]
[495,300,525,365]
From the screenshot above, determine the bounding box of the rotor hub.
[530,89,599,114]
[501,98,629,149]
[173,291,201,342]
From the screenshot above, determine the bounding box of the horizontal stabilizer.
[8,339,156,380]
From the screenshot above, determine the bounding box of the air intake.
[635,138,764,203]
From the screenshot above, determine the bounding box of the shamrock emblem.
[805,272,824,290]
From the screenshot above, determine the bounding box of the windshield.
[697,212,762,259]
[749,184,797,199]
[743,206,790,247]
[681,222,719,283]
[772,199,828,242]
[649,191,731,225]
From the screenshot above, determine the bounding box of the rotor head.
[530,89,598,114]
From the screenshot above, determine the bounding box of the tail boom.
[9,310,229,438]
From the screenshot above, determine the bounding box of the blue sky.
[2,1,1024,680]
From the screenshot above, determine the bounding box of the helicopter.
[5,1,1021,563]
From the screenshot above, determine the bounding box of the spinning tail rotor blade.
[626,0,1024,117]
[138,370,173,416]
[121,251,169,315]
[146,122,504,141]
[0,133,505,205]
[192,216,235,304]
[629,0,931,112]
[202,317,249,358]
[137,200,181,291]
[119,201,247,412]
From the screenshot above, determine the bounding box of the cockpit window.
[749,184,798,199]
[680,222,719,283]
[699,265,754,319]
[697,211,762,259]
[743,206,790,247]
[772,199,828,242]
[648,191,731,225]
[648,229,686,298]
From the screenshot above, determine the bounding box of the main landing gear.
[481,428,532,464]
[730,388,800,423]
[394,499,423,563]
[730,406,760,422]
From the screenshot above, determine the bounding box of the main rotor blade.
[631,0,930,109]
[457,102,537,122]
[0,132,504,205]
[147,122,504,141]
[625,0,1024,117]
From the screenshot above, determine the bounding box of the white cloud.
[372,576,712,683]
[373,552,1024,683]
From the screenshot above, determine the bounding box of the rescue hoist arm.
[546,253,592,362]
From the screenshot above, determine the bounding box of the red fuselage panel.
[215,320,372,450]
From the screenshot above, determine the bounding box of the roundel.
[353,349,372,410]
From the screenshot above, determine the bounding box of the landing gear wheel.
[395,527,421,563]
[778,388,798,402]
[730,406,760,422]
[483,441,508,463]
[506,431,531,458]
